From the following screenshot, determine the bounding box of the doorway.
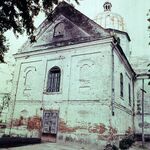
[42,110,59,142]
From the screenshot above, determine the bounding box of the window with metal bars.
[120,73,123,97]
[46,66,61,92]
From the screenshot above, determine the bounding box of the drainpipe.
[141,79,146,147]
[111,40,117,116]
[132,77,135,135]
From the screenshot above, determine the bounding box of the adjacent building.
[131,56,150,137]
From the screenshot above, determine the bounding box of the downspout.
[111,41,116,116]
[132,77,135,135]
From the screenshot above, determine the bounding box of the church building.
[5,1,143,147]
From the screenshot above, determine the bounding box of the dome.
[94,1,126,31]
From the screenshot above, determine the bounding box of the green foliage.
[119,135,135,149]
[148,9,150,45]
[0,0,79,62]
[0,34,8,62]
[0,94,10,116]
[104,144,118,150]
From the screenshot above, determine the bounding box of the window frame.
[53,22,65,38]
[46,66,61,93]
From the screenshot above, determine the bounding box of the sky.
[5,0,150,57]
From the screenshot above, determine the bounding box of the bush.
[119,135,135,149]
[104,144,118,150]
[0,137,41,148]
[2,134,10,137]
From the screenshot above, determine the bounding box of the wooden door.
[42,110,59,142]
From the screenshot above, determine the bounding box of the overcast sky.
[5,0,150,57]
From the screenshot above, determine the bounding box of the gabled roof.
[49,1,109,37]
[19,1,110,53]
[16,1,135,77]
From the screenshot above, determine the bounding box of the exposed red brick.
[99,124,107,134]
[108,126,117,134]
[11,116,41,131]
[27,116,41,130]
[88,123,107,134]
[59,119,76,133]
[107,126,118,141]
[11,116,27,127]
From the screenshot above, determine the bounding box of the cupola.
[94,1,126,32]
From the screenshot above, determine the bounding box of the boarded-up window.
[47,66,61,92]
[120,73,123,97]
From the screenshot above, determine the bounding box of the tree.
[0,94,10,118]
[148,11,150,46]
[0,0,79,62]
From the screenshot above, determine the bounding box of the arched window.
[53,22,65,37]
[120,73,123,97]
[47,66,61,92]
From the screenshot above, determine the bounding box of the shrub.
[104,144,118,150]
[119,135,135,149]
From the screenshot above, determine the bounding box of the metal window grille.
[47,67,61,92]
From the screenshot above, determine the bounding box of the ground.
[130,142,150,150]
[0,142,150,150]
